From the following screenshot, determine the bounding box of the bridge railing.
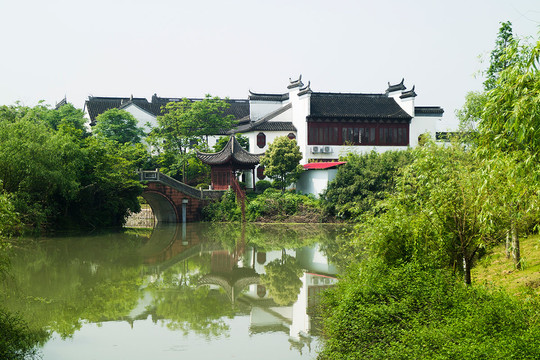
[139,170,204,199]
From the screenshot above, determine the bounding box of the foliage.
[93,108,144,144]
[0,103,143,231]
[203,188,324,223]
[255,180,271,192]
[356,142,513,284]
[318,260,540,360]
[213,134,249,152]
[321,150,413,220]
[259,136,303,190]
[0,189,20,238]
[260,254,304,305]
[246,188,323,222]
[151,95,235,152]
[149,95,233,183]
[0,308,47,360]
[202,190,242,222]
[476,38,540,156]
[484,21,514,90]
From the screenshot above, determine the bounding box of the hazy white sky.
[1,0,539,129]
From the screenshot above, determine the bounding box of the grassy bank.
[473,234,540,297]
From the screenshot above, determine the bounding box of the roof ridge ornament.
[386,78,407,94]
[287,75,304,89]
[298,81,312,96]
[400,85,417,99]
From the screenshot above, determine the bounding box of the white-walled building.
[84,77,443,194]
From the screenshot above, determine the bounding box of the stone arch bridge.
[139,170,222,223]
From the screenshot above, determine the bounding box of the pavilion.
[196,136,261,190]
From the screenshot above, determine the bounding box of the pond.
[1,223,347,360]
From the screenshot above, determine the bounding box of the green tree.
[93,108,144,144]
[321,150,413,220]
[473,37,540,268]
[0,104,143,231]
[484,21,514,90]
[150,95,235,182]
[212,134,249,152]
[259,136,303,191]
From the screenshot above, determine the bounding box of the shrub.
[318,261,540,359]
[255,180,271,193]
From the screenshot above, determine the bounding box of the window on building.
[257,132,266,148]
[257,165,266,180]
[308,122,408,146]
[288,133,296,139]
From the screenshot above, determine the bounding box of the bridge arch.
[142,190,179,223]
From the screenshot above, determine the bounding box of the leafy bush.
[321,150,413,220]
[246,189,322,222]
[202,190,241,222]
[255,180,271,192]
[202,189,324,222]
[319,261,540,360]
[195,183,210,190]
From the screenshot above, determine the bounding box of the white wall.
[296,169,338,197]
[123,104,159,135]
[409,115,440,147]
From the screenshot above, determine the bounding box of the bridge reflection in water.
[135,223,339,348]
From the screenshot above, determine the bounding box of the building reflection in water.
[134,223,339,352]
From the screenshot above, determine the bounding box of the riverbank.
[473,233,540,297]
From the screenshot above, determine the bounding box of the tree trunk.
[505,229,511,259]
[463,256,472,285]
[511,222,521,270]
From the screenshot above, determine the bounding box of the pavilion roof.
[196,136,261,166]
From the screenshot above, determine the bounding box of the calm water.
[2,223,346,360]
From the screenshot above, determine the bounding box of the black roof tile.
[85,95,249,124]
[309,93,411,120]
[415,106,444,116]
[251,121,296,132]
[196,136,260,166]
[248,91,289,102]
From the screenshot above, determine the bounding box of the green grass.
[473,234,540,297]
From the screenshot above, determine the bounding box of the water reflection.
[2,224,345,359]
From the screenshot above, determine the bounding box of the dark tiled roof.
[248,91,289,102]
[85,95,249,124]
[251,121,296,132]
[308,93,412,120]
[415,106,445,116]
[386,78,406,93]
[55,97,67,110]
[230,103,293,134]
[196,136,261,166]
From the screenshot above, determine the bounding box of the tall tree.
[150,95,235,182]
[484,21,514,90]
[259,136,303,191]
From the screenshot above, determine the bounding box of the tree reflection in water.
[2,223,346,356]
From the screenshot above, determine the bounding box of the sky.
[1,0,539,130]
